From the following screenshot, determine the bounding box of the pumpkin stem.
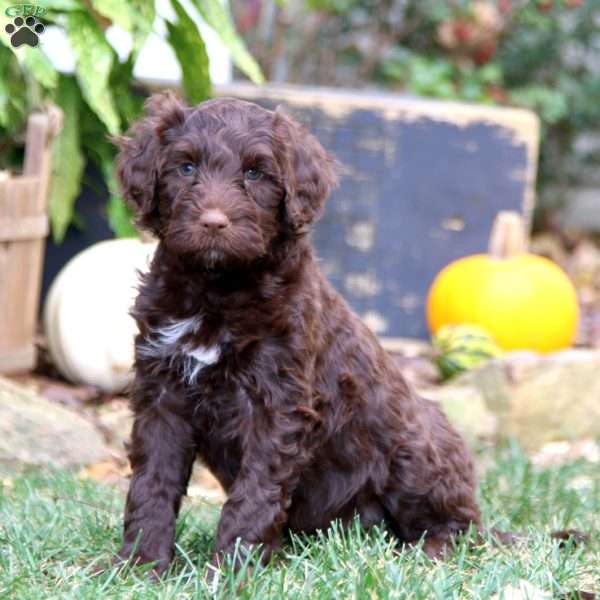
[488,211,528,259]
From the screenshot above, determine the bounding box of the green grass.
[1,443,598,599]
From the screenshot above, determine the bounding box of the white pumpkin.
[44,239,157,393]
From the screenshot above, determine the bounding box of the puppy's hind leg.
[378,427,482,558]
[379,479,480,560]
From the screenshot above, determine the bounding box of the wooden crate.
[217,83,540,343]
[0,109,62,373]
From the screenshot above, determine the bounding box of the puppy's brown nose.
[200,209,230,231]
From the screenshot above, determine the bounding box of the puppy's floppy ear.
[274,109,338,233]
[114,91,186,235]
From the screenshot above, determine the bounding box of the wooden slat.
[0,107,62,373]
[0,215,48,241]
[23,106,63,210]
[0,345,36,373]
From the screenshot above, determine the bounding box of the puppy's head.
[116,92,338,268]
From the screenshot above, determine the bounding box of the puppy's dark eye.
[178,162,196,176]
[244,168,262,181]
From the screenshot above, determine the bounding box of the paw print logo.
[5,16,45,48]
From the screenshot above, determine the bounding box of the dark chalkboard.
[225,84,540,343]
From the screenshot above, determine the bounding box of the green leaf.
[66,10,120,135]
[0,45,13,127]
[129,0,156,49]
[41,0,82,10]
[106,194,138,238]
[0,0,77,21]
[89,0,134,30]
[79,100,116,169]
[0,0,16,17]
[306,0,360,14]
[79,104,136,237]
[88,0,154,50]
[110,53,144,125]
[0,18,13,50]
[103,162,138,238]
[166,0,212,104]
[0,7,57,90]
[190,0,264,84]
[510,85,569,124]
[0,44,28,135]
[478,63,503,85]
[20,47,58,90]
[48,76,85,242]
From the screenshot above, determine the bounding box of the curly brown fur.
[114,92,484,576]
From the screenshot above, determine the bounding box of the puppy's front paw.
[114,544,172,580]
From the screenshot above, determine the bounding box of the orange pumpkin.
[426,212,579,353]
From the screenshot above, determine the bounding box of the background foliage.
[2,1,598,240]
[0,0,262,241]
[233,0,600,222]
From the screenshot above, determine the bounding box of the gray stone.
[0,376,110,469]
[421,385,498,445]
[95,398,133,455]
[446,350,600,450]
[560,187,600,232]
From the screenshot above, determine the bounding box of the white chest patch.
[139,316,220,384]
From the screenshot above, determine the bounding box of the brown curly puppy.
[114,92,481,576]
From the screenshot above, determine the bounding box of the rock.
[421,385,498,445]
[0,376,110,469]
[560,187,600,233]
[95,397,134,455]
[394,355,441,389]
[383,338,432,357]
[530,232,569,267]
[446,350,600,449]
[531,439,599,468]
[78,459,131,491]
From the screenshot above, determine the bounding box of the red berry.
[474,42,497,65]
[454,20,474,43]
[498,0,512,15]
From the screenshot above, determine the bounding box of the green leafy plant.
[380,49,503,104]
[0,0,263,241]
